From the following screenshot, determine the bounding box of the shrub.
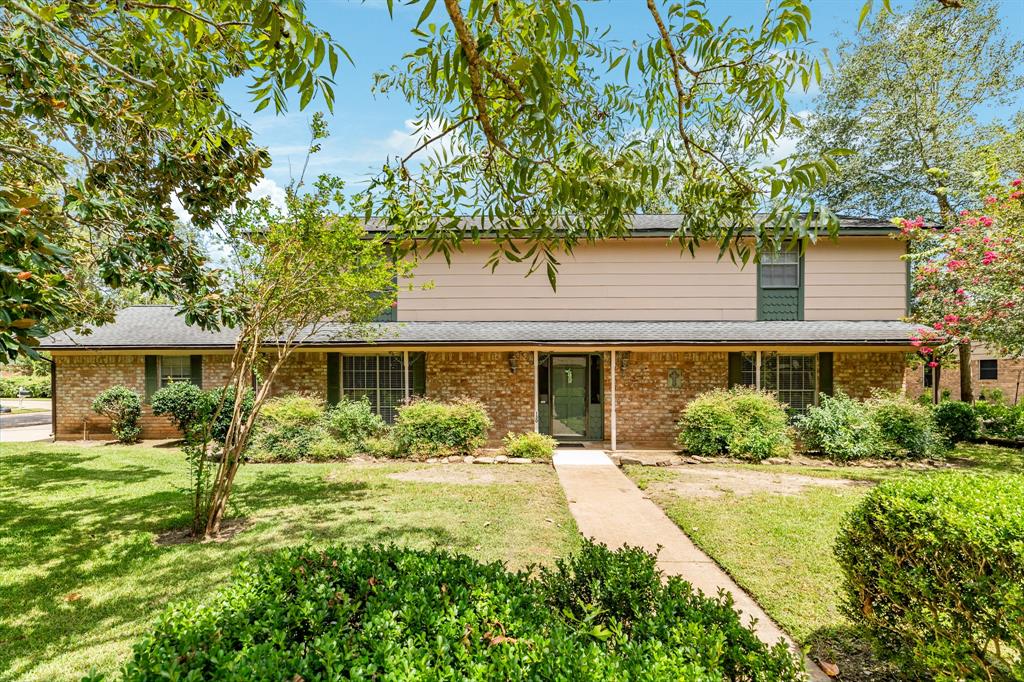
[321,397,386,449]
[0,374,51,398]
[91,386,142,444]
[866,390,939,458]
[117,542,803,681]
[973,395,1024,440]
[150,382,211,440]
[362,434,400,458]
[835,473,1024,680]
[206,386,254,443]
[933,400,979,444]
[248,395,327,462]
[676,388,791,461]
[393,398,491,456]
[797,391,881,462]
[502,431,557,459]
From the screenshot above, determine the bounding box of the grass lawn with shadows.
[0,442,578,682]
[625,443,1022,682]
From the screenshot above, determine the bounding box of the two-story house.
[38,215,918,447]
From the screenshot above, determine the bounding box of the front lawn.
[0,442,578,682]
[625,444,1022,682]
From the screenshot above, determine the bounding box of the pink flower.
[1010,190,1024,200]
[921,347,934,354]
[979,216,994,227]
[1012,178,1022,187]
[959,209,970,216]
[911,338,922,347]
[945,314,960,323]
[928,361,939,368]
[985,195,998,205]
[933,322,944,330]
[955,288,966,296]
[982,251,999,265]
[947,260,967,271]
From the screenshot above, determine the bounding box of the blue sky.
[225,0,1024,206]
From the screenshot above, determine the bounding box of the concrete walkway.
[553,449,828,681]
[0,424,53,443]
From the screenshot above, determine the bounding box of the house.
[38,215,918,448]
[904,346,1024,404]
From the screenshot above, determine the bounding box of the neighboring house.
[904,347,1024,404]
[38,215,918,447]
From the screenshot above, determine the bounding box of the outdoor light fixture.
[619,351,631,370]
[508,352,518,373]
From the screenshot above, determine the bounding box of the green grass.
[625,444,1022,681]
[0,442,578,682]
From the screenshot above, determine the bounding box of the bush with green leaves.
[676,388,792,461]
[393,398,492,456]
[115,541,803,681]
[502,431,557,459]
[866,390,939,459]
[835,472,1024,680]
[933,399,980,445]
[0,374,50,398]
[973,393,1024,440]
[248,395,348,463]
[320,397,386,449]
[150,382,211,440]
[91,386,142,444]
[796,391,881,462]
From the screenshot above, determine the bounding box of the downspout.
[49,358,56,441]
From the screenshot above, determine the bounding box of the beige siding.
[399,236,908,321]
[804,237,906,320]
[400,240,757,321]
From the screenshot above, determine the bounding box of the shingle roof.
[39,306,919,350]
[363,214,899,236]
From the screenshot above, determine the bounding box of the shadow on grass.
[0,450,480,681]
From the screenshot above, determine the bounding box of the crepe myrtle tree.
[184,172,408,539]
[899,179,1024,402]
[364,0,848,287]
[0,0,344,361]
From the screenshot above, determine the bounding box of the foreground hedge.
[113,542,802,681]
[836,472,1024,680]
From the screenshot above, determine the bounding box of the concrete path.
[0,423,53,443]
[553,449,828,681]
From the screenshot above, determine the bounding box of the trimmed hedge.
[0,374,50,398]
[676,388,792,461]
[393,398,491,456]
[836,473,1024,680]
[933,399,980,445]
[114,541,803,681]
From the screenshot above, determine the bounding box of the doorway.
[538,353,603,441]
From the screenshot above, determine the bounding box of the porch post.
[533,350,539,432]
[610,350,617,451]
[754,350,762,390]
[402,350,410,402]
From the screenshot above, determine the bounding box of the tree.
[899,180,1024,400]
[800,0,1023,223]
[800,0,1024,401]
[188,160,405,537]
[368,0,845,285]
[1,0,344,360]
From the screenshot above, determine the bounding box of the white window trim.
[158,355,192,388]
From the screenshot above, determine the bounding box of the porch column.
[402,350,410,402]
[533,350,539,432]
[610,350,617,451]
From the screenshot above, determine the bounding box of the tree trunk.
[958,341,973,403]
[933,362,941,405]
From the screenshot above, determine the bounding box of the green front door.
[551,356,588,438]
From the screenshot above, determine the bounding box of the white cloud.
[169,177,287,226]
[382,118,463,162]
[762,110,814,164]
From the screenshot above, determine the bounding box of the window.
[980,359,998,380]
[342,355,407,423]
[159,356,192,388]
[760,251,800,288]
[737,351,817,412]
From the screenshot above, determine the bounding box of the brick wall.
[605,351,729,448]
[834,351,909,399]
[425,351,535,441]
[267,351,328,398]
[904,356,1024,404]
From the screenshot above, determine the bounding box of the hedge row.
[0,375,50,398]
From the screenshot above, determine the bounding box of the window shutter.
[326,353,340,405]
[819,352,834,397]
[727,352,743,388]
[410,352,426,397]
[144,355,158,402]
[190,355,203,388]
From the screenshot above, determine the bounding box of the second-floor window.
[757,251,802,321]
[760,251,800,288]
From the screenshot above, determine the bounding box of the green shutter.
[190,355,203,388]
[819,352,834,397]
[727,352,743,388]
[410,352,426,396]
[326,353,340,405]
[144,355,158,402]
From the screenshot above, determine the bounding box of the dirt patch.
[386,464,540,486]
[648,466,867,500]
[155,517,251,546]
